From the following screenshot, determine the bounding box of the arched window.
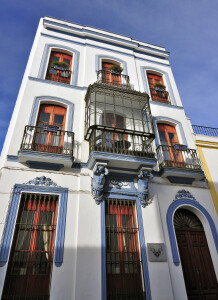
[46,51,72,84]
[147,73,169,104]
[174,209,218,299]
[34,104,67,154]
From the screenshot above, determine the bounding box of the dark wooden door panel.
[176,229,218,300]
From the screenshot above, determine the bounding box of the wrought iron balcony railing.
[46,66,72,84]
[150,88,170,104]
[156,145,202,170]
[89,126,155,158]
[20,125,74,157]
[192,125,218,137]
[97,69,130,89]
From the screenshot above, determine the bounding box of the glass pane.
[35,230,51,252]
[168,132,177,145]
[159,131,167,144]
[39,211,53,225]
[16,230,32,251]
[12,252,29,275]
[63,58,70,69]
[51,56,59,63]
[20,210,35,225]
[54,114,64,125]
[33,252,48,275]
[39,112,50,125]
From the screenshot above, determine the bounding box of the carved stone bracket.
[137,170,153,208]
[25,176,58,187]
[174,189,196,202]
[92,165,109,205]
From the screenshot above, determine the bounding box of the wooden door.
[158,123,184,167]
[105,199,145,300]
[174,209,218,300]
[2,193,58,300]
[34,104,66,154]
[102,62,121,86]
[47,51,72,84]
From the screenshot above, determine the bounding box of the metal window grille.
[105,199,146,300]
[2,193,59,300]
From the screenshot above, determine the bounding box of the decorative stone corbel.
[92,164,109,205]
[137,170,153,208]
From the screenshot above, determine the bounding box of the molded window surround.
[0,184,68,268]
[153,116,188,148]
[28,96,74,132]
[166,199,218,266]
[101,193,152,300]
[38,44,80,86]
[95,55,128,75]
[140,66,176,105]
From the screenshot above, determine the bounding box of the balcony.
[46,66,72,84]
[85,83,156,170]
[157,145,202,170]
[192,125,218,137]
[156,145,204,183]
[18,125,74,169]
[89,126,155,158]
[150,88,170,104]
[97,69,130,89]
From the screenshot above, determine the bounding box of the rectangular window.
[105,199,146,300]
[2,193,58,300]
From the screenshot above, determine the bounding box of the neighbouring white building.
[0,16,217,300]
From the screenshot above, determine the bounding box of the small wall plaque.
[147,243,167,262]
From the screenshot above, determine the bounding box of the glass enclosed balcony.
[85,83,155,159]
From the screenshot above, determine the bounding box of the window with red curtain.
[102,62,122,86]
[2,193,58,300]
[157,123,184,167]
[105,199,146,300]
[34,104,66,154]
[46,51,72,84]
[147,73,169,103]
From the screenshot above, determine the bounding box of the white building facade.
[0,16,217,300]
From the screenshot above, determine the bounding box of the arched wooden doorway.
[174,209,218,299]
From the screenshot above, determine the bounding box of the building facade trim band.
[196,146,218,215]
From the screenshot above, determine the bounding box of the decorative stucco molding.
[174,189,196,202]
[25,176,58,187]
[92,165,109,204]
[110,180,130,188]
[137,170,153,208]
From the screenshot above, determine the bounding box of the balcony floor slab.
[87,151,157,172]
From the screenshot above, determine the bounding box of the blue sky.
[0,0,218,151]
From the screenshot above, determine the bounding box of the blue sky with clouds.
[0,0,218,151]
